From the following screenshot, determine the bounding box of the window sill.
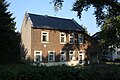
[41,41,49,43]
[78,43,83,44]
[60,42,66,44]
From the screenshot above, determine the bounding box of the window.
[69,33,74,44]
[60,32,66,44]
[41,31,49,43]
[78,51,85,64]
[60,51,66,61]
[78,34,83,44]
[48,51,55,62]
[117,51,120,55]
[69,51,75,61]
[34,51,42,62]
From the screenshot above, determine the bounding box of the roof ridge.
[28,13,72,21]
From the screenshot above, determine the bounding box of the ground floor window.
[34,51,42,62]
[69,51,75,61]
[117,51,120,55]
[78,50,85,64]
[60,51,66,61]
[48,51,55,62]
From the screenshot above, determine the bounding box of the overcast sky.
[7,0,100,35]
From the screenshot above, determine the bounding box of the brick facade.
[21,13,101,65]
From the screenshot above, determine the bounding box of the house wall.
[20,14,101,65]
[84,34,101,63]
[30,28,100,63]
[21,14,32,61]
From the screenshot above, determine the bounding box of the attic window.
[28,16,30,20]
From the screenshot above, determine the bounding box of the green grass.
[0,64,120,80]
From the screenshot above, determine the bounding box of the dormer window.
[41,31,49,43]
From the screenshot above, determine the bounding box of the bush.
[0,64,120,80]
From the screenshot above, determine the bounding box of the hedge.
[0,64,120,80]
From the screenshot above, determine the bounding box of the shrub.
[0,64,120,80]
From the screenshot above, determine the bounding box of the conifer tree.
[0,0,20,63]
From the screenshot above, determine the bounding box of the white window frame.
[78,50,85,62]
[78,34,83,44]
[60,51,66,61]
[78,50,85,64]
[34,51,42,62]
[41,31,49,43]
[69,50,75,61]
[48,51,55,62]
[69,33,74,44]
[60,32,66,44]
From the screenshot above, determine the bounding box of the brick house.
[21,13,101,66]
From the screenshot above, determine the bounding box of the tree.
[0,0,20,64]
[52,0,120,51]
[52,0,120,26]
[100,15,120,49]
[83,26,90,35]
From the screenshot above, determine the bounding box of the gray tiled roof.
[28,13,85,31]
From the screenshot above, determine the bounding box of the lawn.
[0,64,120,80]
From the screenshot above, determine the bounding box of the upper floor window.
[78,34,83,44]
[60,32,66,44]
[69,33,74,44]
[60,51,66,61]
[48,51,55,62]
[41,31,49,43]
[34,51,42,62]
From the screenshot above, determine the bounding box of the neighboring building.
[21,13,101,66]
[93,32,120,61]
[101,46,120,61]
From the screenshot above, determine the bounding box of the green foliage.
[0,0,20,64]
[52,0,120,26]
[0,64,120,80]
[83,26,90,35]
[100,15,120,49]
[51,0,64,11]
[73,0,120,25]
[52,0,120,51]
